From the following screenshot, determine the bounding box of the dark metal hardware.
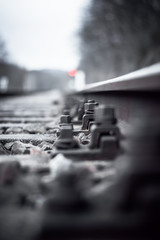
[54,125,80,150]
[81,100,98,130]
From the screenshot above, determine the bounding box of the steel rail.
[71,63,160,135]
[79,63,160,93]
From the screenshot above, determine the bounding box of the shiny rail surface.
[80,63,160,92]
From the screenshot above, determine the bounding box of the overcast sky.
[0,0,90,70]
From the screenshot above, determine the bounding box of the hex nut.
[63,109,70,115]
[84,103,95,112]
[59,126,73,139]
[87,100,95,103]
[95,106,116,124]
[60,115,72,123]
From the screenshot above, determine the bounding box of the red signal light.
[68,69,77,77]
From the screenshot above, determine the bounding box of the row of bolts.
[60,100,116,127]
[54,100,117,150]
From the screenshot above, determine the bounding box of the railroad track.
[0,63,160,240]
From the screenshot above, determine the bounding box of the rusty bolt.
[60,115,72,124]
[84,101,98,113]
[95,106,117,124]
[59,109,72,124]
[63,109,70,115]
[87,99,95,103]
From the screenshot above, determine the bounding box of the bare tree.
[79,0,160,83]
[0,35,8,63]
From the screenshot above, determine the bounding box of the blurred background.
[0,0,160,93]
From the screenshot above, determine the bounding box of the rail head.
[78,63,160,93]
